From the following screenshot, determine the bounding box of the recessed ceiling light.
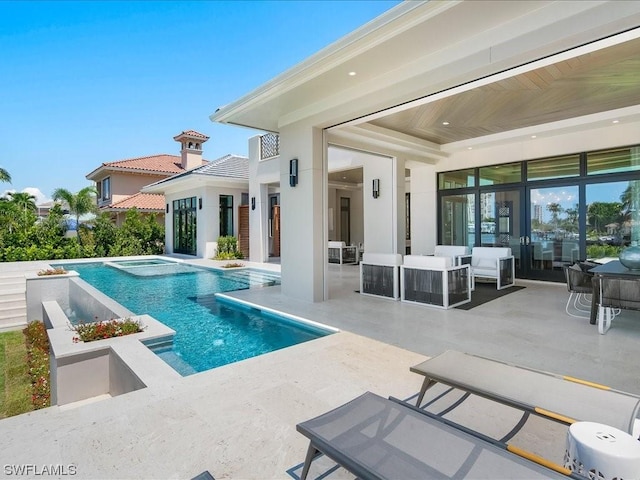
[442,121,450,126]
[612,120,620,124]
[467,147,473,150]
[348,71,357,76]
[531,135,537,139]
[342,176,347,180]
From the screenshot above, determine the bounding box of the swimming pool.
[54,260,331,375]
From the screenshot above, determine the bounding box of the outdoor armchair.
[400,255,471,308]
[459,247,515,290]
[327,241,358,264]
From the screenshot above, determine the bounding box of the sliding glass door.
[173,197,197,255]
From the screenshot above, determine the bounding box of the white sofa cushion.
[471,247,512,258]
[473,257,497,268]
[362,253,402,266]
[433,245,469,259]
[404,255,452,269]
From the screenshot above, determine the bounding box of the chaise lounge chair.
[296,392,577,479]
[411,350,640,436]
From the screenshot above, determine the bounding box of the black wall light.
[166,204,169,213]
[251,197,256,210]
[289,158,298,187]
[372,179,380,199]
[198,198,202,210]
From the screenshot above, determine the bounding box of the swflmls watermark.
[3,464,77,476]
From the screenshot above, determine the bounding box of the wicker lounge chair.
[296,392,576,479]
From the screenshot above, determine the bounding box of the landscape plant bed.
[24,321,50,410]
[221,262,245,269]
[37,267,68,276]
[70,317,145,343]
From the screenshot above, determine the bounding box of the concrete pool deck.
[1,257,640,479]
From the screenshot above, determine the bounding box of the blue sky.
[0,0,399,203]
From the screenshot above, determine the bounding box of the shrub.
[70,318,145,343]
[23,321,50,409]
[214,236,244,260]
[36,267,67,276]
[222,262,245,268]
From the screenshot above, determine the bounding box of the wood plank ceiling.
[368,36,640,145]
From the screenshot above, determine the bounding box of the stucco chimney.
[173,130,210,170]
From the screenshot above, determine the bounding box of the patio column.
[410,165,438,254]
[248,135,268,263]
[279,124,325,302]
[363,156,401,254]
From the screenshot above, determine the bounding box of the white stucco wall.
[249,135,282,263]
[163,183,248,258]
[278,124,325,302]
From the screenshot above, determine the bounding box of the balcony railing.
[260,133,279,160]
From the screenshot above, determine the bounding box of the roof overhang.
[210,0,640,156]
[142,173,248,195]
[86,165,176,181]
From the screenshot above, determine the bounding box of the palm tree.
[0,167,11,184]
[0,197,18,234]
[52,186,97,244]
[7,191,37,225]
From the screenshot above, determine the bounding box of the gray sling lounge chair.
[296,392,576,479]
[411,350,640,435]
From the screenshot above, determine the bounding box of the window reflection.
[479,163,521,185]
[439,169,474,189]
[441,194,474,247]
[587,147,640,175]
[586,180,640,260]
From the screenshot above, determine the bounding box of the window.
[439,169,475,189]
[479,163,521,185]
[527,154,580,181]
[219,195,233,236]
[587,147,640,175]
[101,177,111,201]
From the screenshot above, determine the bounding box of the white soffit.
[210,0,640,135]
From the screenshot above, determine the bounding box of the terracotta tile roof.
[106,193,165,211]
[103,154,206,174]
[174,130,209,140]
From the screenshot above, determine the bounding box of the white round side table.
[564,421,640,479]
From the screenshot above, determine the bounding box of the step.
[0,320,27,333]
[0,278,26,288]
[0,306,27,318]
[0,314,27,331]
[0,290,26,301]
[0,298,26,309]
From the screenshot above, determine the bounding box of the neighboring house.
[85,130,210,225]
[142,154,249,258]
[211,1,640,302]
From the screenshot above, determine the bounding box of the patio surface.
[0,258,639,479]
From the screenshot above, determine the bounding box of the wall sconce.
[251,197,256,210]
[198,198,202,210]
[289,158,298,187]
[372,179,380,199]
[166,204,169,213]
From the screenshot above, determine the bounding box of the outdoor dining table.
[589,260,640,326]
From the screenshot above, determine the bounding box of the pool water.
[56,261,329,375]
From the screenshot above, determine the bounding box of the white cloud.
[1,187,52,205]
